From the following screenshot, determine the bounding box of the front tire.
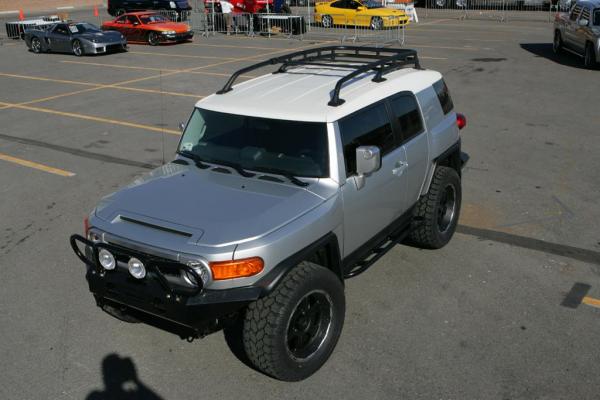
[408,166,461,249]
[243,262,345,381]
[370,16,383,30]
[321,14,333,28]
[30,37,42,53]
[147,31,160,46]
[72,39,84,56]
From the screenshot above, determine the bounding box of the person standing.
[220,0,234,34]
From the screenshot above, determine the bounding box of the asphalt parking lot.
[1,12,599,400]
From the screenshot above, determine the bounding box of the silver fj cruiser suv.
[553,0,600,68]
[70,46,467,381]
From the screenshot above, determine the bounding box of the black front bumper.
[70,235,260,333]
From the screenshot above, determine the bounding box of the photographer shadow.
[86,354,164,400]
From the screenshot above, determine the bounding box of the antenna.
[160,69,166,165]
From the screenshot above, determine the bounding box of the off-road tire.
[243,261,345,381]
[584,42,596,69]
[553,30,562,54]
[408,166,461,249]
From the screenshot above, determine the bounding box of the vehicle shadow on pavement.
[519,43,590,70]
[85,354,164,400]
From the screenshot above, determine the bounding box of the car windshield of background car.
[140,14,169,24]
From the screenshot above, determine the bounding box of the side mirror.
[354,146,381,190]
[178,122,186,132]
[578,18,588,26]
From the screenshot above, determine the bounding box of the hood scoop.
[120,215,192,238]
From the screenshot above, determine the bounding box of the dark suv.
[107,0,192,16]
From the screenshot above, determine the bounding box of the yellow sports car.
[314,0,410,30]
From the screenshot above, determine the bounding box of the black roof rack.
[216,46,422,107]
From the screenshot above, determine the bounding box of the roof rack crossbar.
[215,46,422,106]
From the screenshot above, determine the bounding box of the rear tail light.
[456,113,467,130]
[209,257,264,280]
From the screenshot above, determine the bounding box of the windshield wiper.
[211,159,256,178]
[176,150,209,169]
[254,167,309,187]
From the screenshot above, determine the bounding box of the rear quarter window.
[432,79,454,115]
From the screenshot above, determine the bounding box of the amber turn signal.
[209,257,264,280]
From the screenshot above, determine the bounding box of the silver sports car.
[24,22,127,56]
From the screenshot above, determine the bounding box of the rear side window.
[433,79,454,115]
[390,95,424,143]
[338,103,394,176]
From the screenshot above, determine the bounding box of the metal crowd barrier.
[308,12,407,46]
[418,0,572,22]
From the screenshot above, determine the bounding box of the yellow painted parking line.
[0,152,75,177]
[60,61,256,79]
[0,101,181,135]
[0,72,204,100]
[128,50,238,60]
[582,297,600,309]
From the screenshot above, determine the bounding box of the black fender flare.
[252,232,343,297]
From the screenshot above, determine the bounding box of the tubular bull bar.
[69,234,259,333]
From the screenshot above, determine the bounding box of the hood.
[80,30,122,41]
[94,163,326,247]
[151,22,190,33]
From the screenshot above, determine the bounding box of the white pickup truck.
[553,0,600,68]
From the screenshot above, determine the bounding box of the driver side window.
[54,25,69,35]
[330,0,344,8]
[116,16,127,24]
[348,1,361,9]
[127,16,140,25]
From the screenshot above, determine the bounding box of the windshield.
[594,9,600,25]
[139,14,169,24]
[68,23,100,33]
[178,108,329,178]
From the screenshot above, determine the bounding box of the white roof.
[196,66,443,123]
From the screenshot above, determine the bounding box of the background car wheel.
[147,31,160,46]
[243,261,345,381]
[370,16,383,30]
[552,31,563,54]
[408,166,461,249]
[583,42,596,68]
[30,37,42,53]
[435,0,447,7]
[322,15,333,28]
[72,39,84,56]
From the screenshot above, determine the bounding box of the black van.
[107,0,192,16]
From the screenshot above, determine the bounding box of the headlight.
[98,249,116,270]
[128,257,146,279]
[183,262,212,287]
[164,30,176,35]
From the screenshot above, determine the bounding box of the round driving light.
[128,258,146,279]
[98,249,116,270]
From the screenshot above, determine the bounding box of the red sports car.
[102,12,193,45]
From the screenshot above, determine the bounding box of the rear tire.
[584,42,596,69]
[243,261,345,381]
[322,14,333,28]
[553,30,563,54]
[408,166,461,249]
